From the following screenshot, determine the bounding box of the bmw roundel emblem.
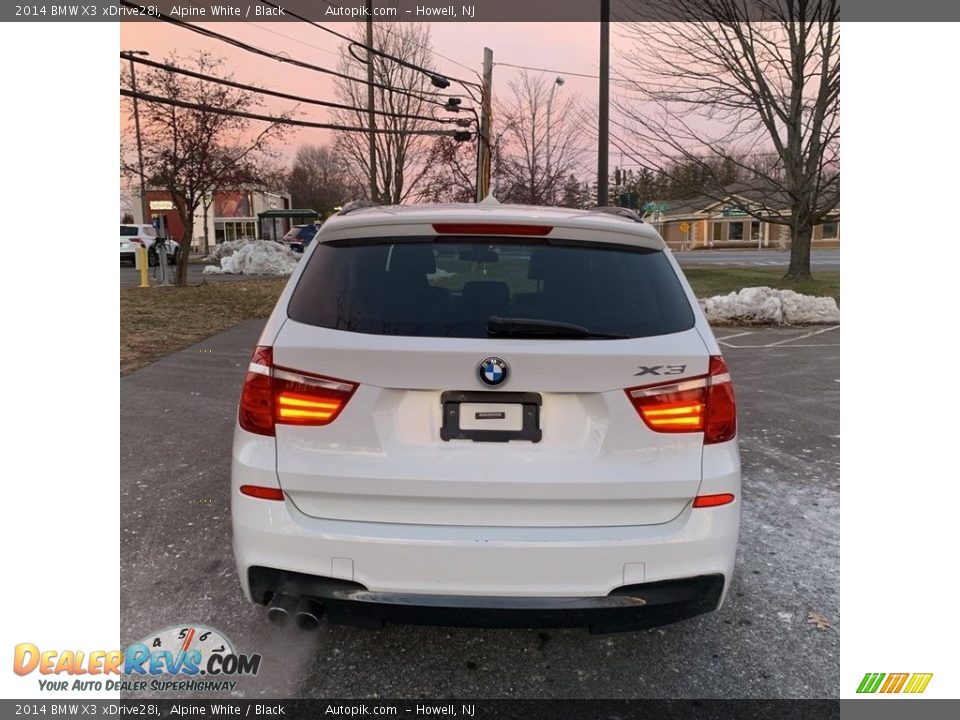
[477,357,509,387]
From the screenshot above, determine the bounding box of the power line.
[259,0,482,90]
[119,88,470,138]
[494,61,601,80]
[245,22,340,59]
[117,1,460,109]
[122,54,471,126]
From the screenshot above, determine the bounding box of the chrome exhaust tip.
[266,593,297,626]
[294,598,323,630]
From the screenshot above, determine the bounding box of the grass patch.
[120,279,286,374]
[683,268,840,304]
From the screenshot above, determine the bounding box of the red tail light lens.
[239,346,274,435]
[431,223,553,236]
[693,493,735,508]
[238,345,357,436]
[625,355,736,444]
[240,485,285,501]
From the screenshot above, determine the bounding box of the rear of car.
[119,224,156,265]
[282,223,321,253]
[231,204,740,632]
[119,223,180,266]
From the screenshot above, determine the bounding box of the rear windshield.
[287,238,695,339]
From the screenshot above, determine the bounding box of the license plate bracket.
[440,391,542,443]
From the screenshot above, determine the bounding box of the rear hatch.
[271,235,710,528]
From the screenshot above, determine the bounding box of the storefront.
[134,188,292,250]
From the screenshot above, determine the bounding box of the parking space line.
[718,325,839,348]
[717,331,755,343]
[763,325,839,347]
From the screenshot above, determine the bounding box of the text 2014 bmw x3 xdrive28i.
[231,201,740,633]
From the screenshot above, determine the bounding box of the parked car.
[282,223,321,253]
[231,202,740,633]
[119,224,179,266]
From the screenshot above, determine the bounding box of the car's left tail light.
[238,346,358,436]
[625,355,736,444]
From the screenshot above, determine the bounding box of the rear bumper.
[231,427,741,629]
[248,568,725,632]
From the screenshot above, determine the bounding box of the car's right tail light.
[238,346,358,436]
[625,355,736,444]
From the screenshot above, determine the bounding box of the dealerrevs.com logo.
[13,624,261,693]
[856,672,933,694]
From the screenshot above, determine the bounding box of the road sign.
[642,202,670,212]
[679,222,690,233]
[722,207,748,217]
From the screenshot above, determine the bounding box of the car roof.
[319,202,665,249]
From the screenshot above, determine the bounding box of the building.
[643,186,839,251]
[133,188,293,251]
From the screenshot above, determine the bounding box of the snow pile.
[203,239,300,276]
[700,287,839,325]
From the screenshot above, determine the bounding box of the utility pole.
[476,47,493,202]
[365,0,377,203]
[597,0,610,206]
[123,50,151,225]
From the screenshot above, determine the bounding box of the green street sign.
[642,202,670,212]
[722,207,748,217]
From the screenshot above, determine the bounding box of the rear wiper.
[487,316,630,339]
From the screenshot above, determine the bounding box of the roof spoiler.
[337,200,380,216]
[586,206,644,223]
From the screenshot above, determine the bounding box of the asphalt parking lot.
[120,322,839,699]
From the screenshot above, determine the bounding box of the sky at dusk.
[120,21,614,166]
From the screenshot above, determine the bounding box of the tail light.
[238,346,358,436]
[625,355,736,444]
[693,493,736,508]
[130,238,144,246]
[432,223,553,236]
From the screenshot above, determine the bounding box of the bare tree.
[331,23,444,204]
[419,136,477,202]
[496,72,587,205]
[615,0,839,279]
[287,144,360,216]
[121,52,288,285]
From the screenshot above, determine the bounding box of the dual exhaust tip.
[266,594,322,630]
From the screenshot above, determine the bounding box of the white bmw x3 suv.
[231,201,740,633]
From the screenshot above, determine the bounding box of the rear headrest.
[389,245,436,275]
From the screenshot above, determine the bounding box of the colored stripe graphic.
[904,673,933,694]
[857,672,933,694]
[857,673,885,693]
[880,673,909,693]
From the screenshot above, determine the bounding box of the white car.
[231,201,741,632]
[119,224,180,266]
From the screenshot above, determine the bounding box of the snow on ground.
[202,239,300,276]
[700,286,840,325]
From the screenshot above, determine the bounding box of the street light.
[122,50,150,226]
[544,76,564,204]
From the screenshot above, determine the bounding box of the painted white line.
[763,325,840,347]
[717,331,755,343]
